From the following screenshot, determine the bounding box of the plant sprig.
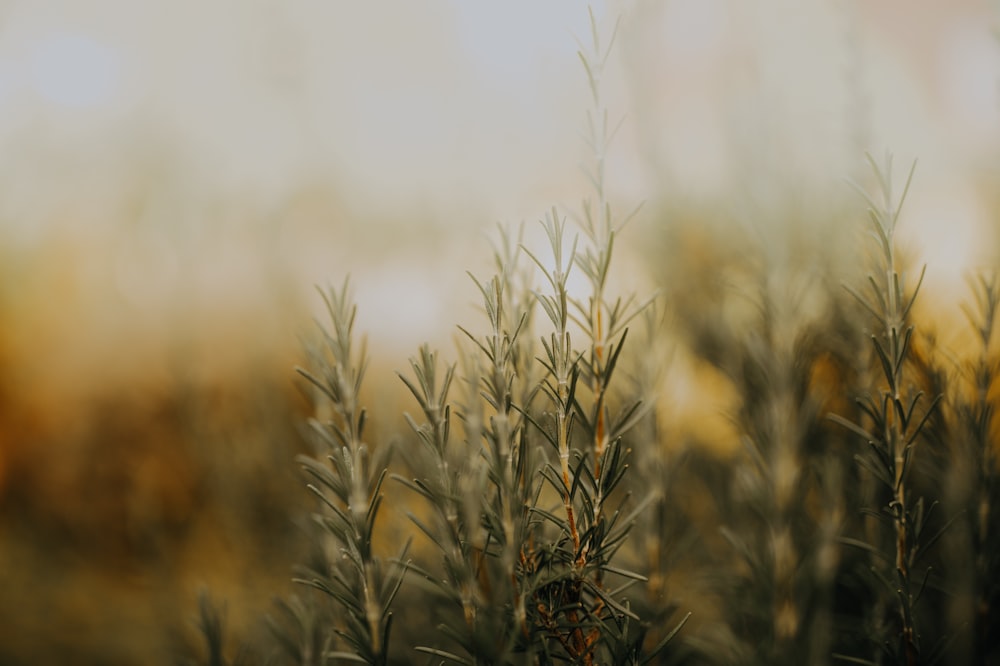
[294,280,408,666]
[830,153,943,666]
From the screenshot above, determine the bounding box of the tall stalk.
[294,281,408,665]
[948,273,1000,663]
[830,154,943,665]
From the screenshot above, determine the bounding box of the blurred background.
[0,0,998,662]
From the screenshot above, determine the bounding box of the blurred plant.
[829,154,946,665]
[265,592,335,666]
[184,590,253,666]
[941,272,1000,664]
[651,200,859,665]
[616,303,698,664]
[715,265,846,666]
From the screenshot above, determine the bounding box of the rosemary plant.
[185,590,252,666]
[521,210,660,665]
[266,591,336,666]
[829,154,945,665]
[945,273,1000,664]
[522,11,686,660]
[293,281,408,665]
[715,262,844,666]
[393,210,679,665]
[394,239,542,663]
[389,11,687,662]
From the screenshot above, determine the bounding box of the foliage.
[181,10,1000,666]
[829,154,946,666]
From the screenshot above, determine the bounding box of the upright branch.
[955,273,1000,662]
[830,154,941,665]
[524,210,583,559]
[514,11,674,662]
[457,267,537,645]
[295,280,407,666]
[573,6,643,481]
[395,232,545,663]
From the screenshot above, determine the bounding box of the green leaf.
[855,451,894,489]
[837,536,892,563]
[641,612,691,665]
[587,580,640,620]
[323,650,369,662]
[419,639,477,664]
[871,335,897,392]
[833,654,880,666]
[827,413,877,444]
[600,564,648,582]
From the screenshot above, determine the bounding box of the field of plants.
[0,1,998,665]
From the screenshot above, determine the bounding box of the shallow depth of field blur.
[0,0,998,663]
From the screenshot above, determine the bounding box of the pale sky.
[0,1,994,219]
[0,0,998,351]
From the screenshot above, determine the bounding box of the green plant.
[266,591,336,666]
[942,272,1000,664]
[279,9,689,665]
[172,9,1000,666]
[645,196,862,665]
[183,590,252,666]
[293,281,409,665]
[390,9,690,652]
[393,249,541,663]
[829,154,946,665]
[524,210,668,664]
[715,261,846,666]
